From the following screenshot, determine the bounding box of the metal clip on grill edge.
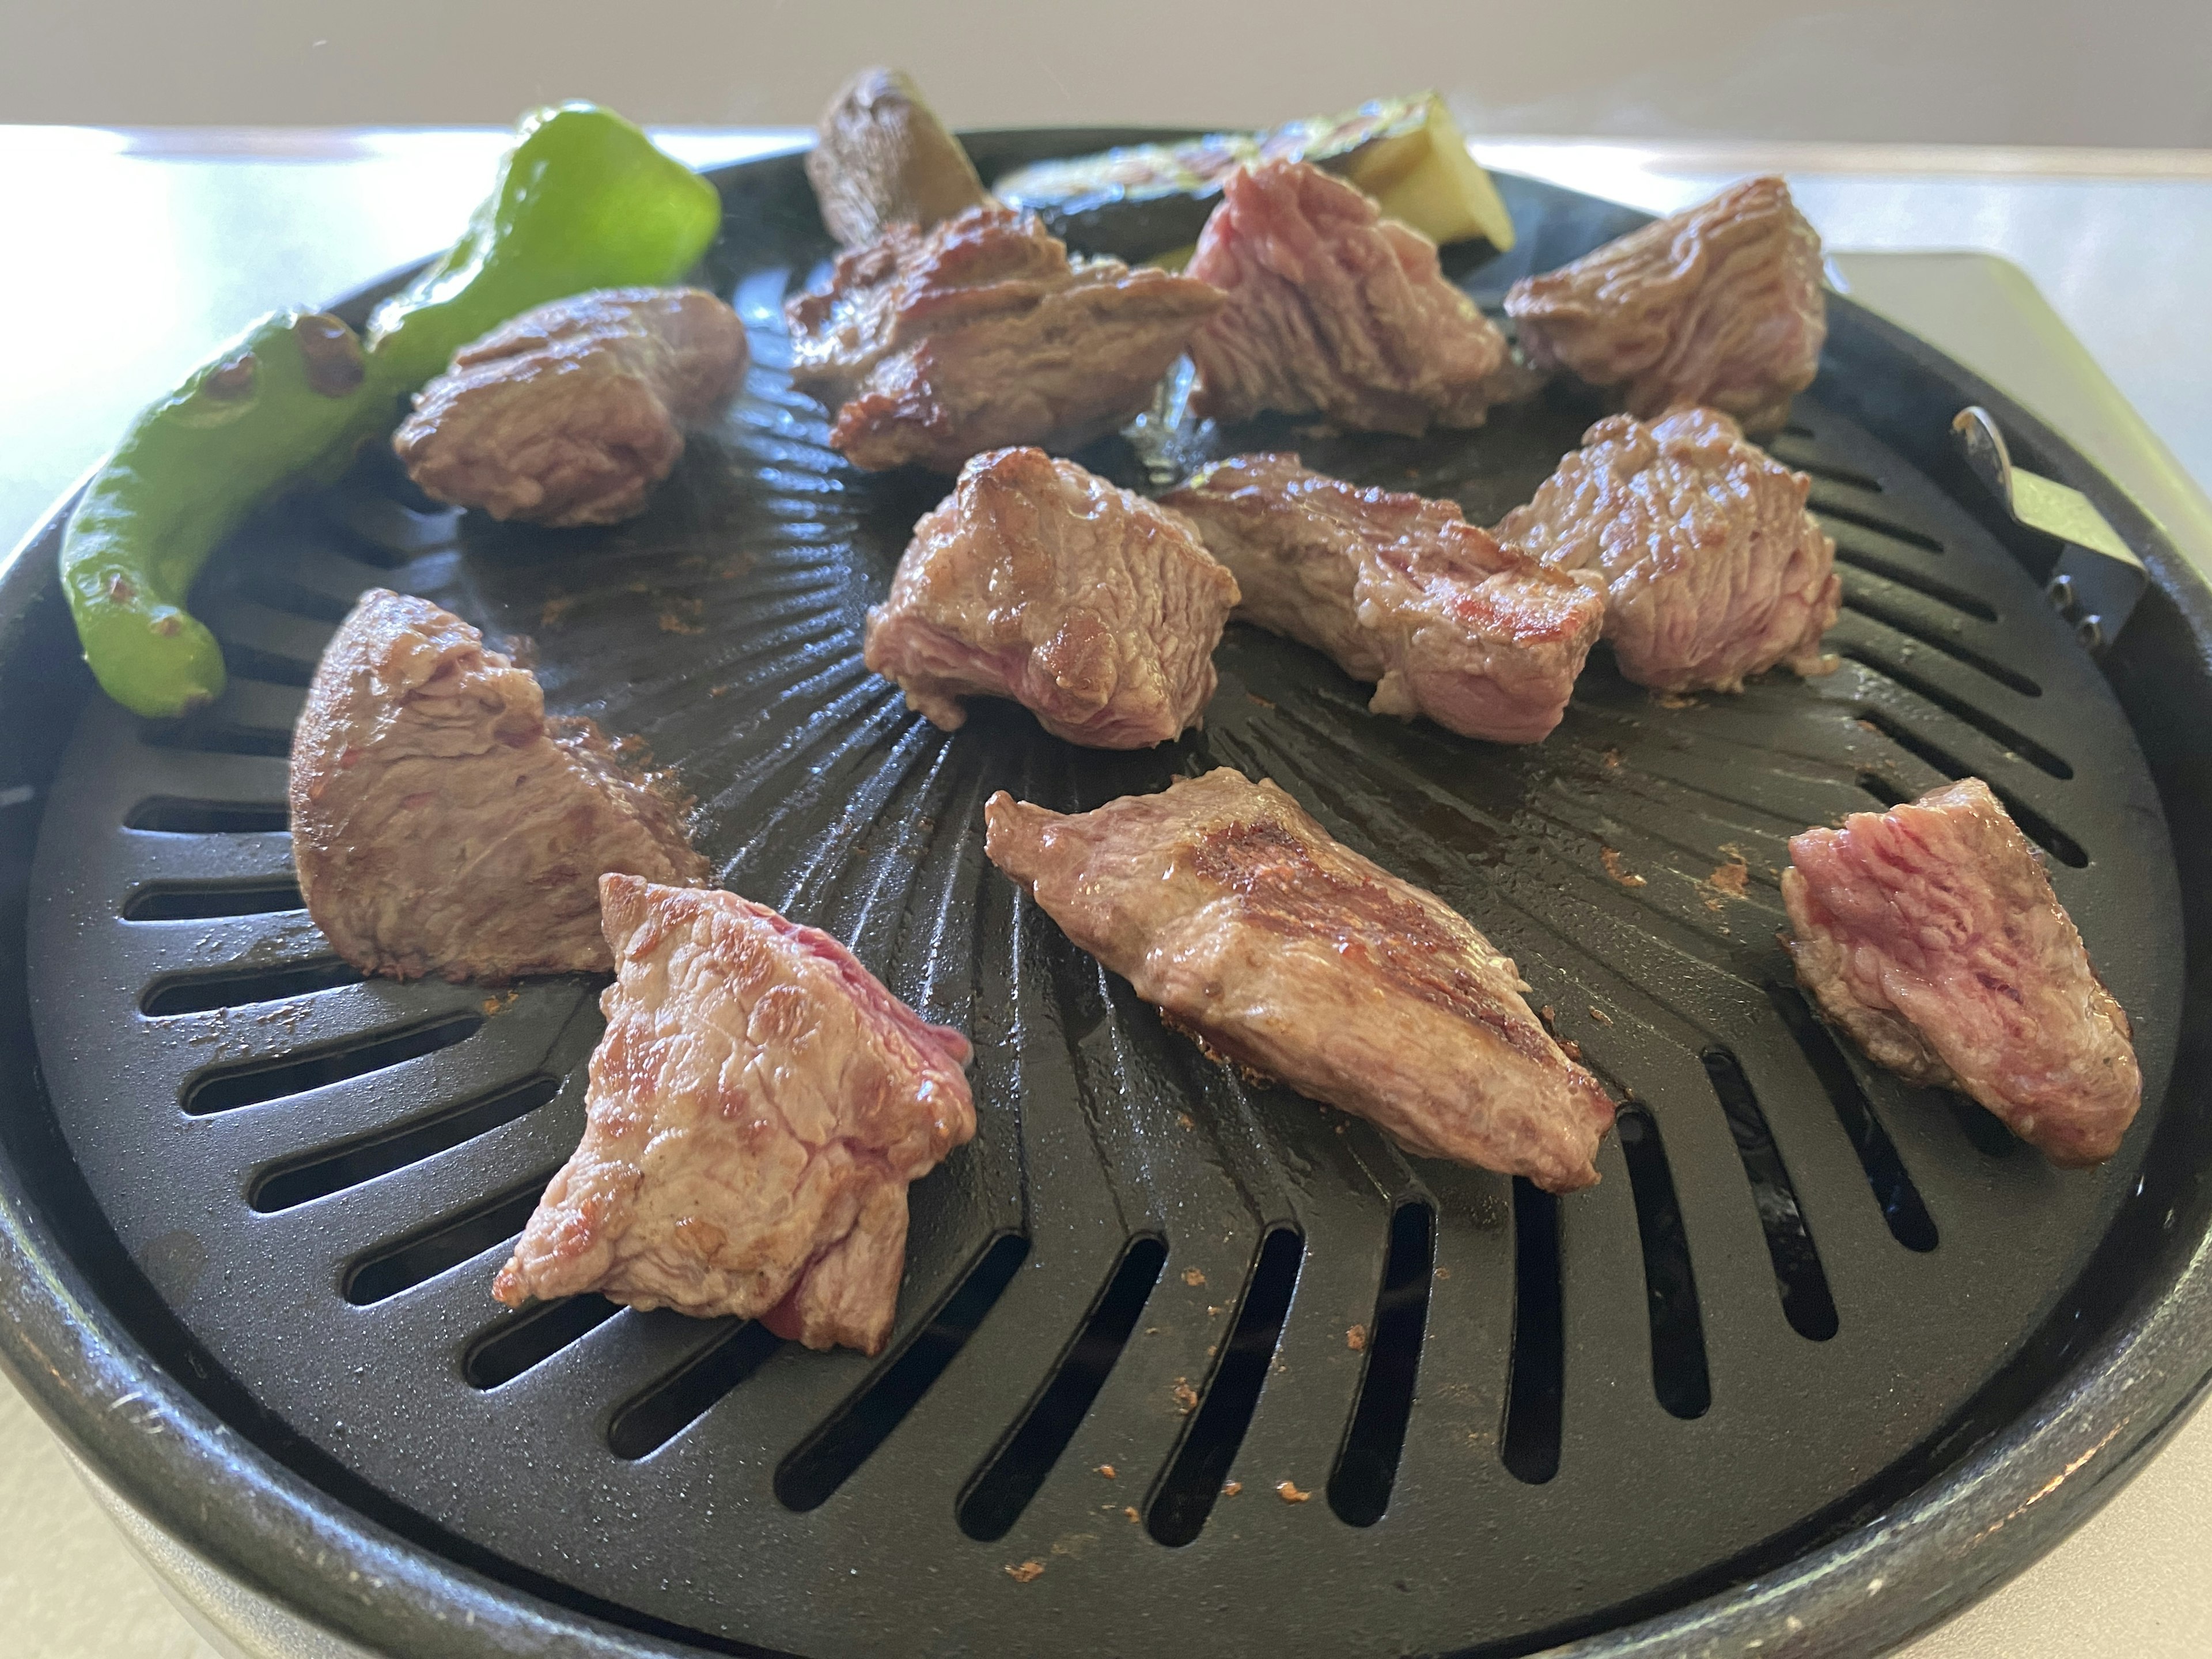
[1952,406,2146,653]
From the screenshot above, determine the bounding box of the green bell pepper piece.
[61,101,725,719]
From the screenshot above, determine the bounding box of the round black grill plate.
[13,151,2190,1657]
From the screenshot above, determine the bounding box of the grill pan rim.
[0,136,2207,1659]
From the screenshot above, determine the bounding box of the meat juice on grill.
[494,875,976,1355]
[1185,158,1514,434]
[984,768,1615,1191]
[785,204,1224,472]
[393,287,749,527]
[289,590,707,982]
[1164,453,1603,744]
[1504,176,1826,434]
[1494,407,1839,694]
[865,446,1241,748]
[1783,778,2140,1165]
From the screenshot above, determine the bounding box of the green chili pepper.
[62,103,725,718]
[365,103,724,388]
[61,310,382,717]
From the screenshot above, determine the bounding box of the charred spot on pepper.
[204,353,259,400]
[294,312,368,397]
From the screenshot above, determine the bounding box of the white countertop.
[3,127,2209,1658]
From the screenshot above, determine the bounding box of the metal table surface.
[2,126,2209,1659]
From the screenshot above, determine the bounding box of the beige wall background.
[3,0,2209,145]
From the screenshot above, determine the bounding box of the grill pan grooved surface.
[2,143,2200,1659]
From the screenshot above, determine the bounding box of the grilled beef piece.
[805,66,996,248]
[1494,408,1838,694]
[494,876,975,1354]
[1185,160,1512,434]
[1504,176,1825,434]
[865,446,1240,747]
[1164,453,1603,743]
[985,768,1615,1190]
[291,590,707,982]
[1783,778,2139,1166]
[785,206,1224,472]
[393,289,749,527]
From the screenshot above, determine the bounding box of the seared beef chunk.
[1164,453,1602,743]
[805,66,996,248]
[291,591,707,981]
[865,446,1240,747]
[1504,176,1825,433]
[785,206,1224,472]
[985,768,1615,1190]
[495,876,975,1354]
[1185,160,1511,434]
[1783,778,2139,1165]
[1494,408,1838,693]
[393,289,748,528]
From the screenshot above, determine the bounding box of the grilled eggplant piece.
[993,93,1514,261]
[806,66,995,248]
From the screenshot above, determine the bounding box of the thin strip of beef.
[1164,453,1603,743]
[290,590,707,982]
[393,287,749,527]
[785,205,1224,472]
[1494,407,1838,693]
[494,875,977,1355]
[1185,159,1512,434]
[804,66,995,249]
[1504,175,1825,433]
[984,768,1615,1191]
[865,446,1240,748]
[1782,778,2139,1165]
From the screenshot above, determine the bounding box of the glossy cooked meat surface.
[1185,159,1512,434]
[290,590,707,982]
[1164,453,1603,743]
[984,768,1615,1191]
[1783,778,2140,1165]
[785,206,1224,472]
[1504,176,1825,433]
[865,446,1240,747]
[392,288,749,527]
[1494,408,1839,694]
[805,66,995,248]
[494,876,977,1354]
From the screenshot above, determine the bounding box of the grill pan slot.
[1854,709,2088,866]
[1145,1226,1305,1544]
[342,1166,556,1305]
[1615,1105,1711,1421]
[959,1234,1167,1541]
[183,1013,483,1115]
[125,796,287,835]
[1326,1201,1435,1525]
[606,1320,783,1458]
[142,956,364,1017]
[122,877,304,920]
[775,1230,1030,1513]
[250,1073,563,1212]
[1703,1049,1840,1342]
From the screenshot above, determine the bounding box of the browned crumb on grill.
[1183,1267,1206,1287]
[1097,1464,1116,1479]
[1173,1378,1200,1413]
[1124,1505,1142,1522]
[1655,691,1699,710]
[1006,1560,1045,1583]
[1588,1005,1613,1025]
[1347,1323,1368,1351]
[1277,1480,1311,1503]
[1602,847,1648,888]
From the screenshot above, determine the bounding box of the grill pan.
[3,132,2211,1659]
